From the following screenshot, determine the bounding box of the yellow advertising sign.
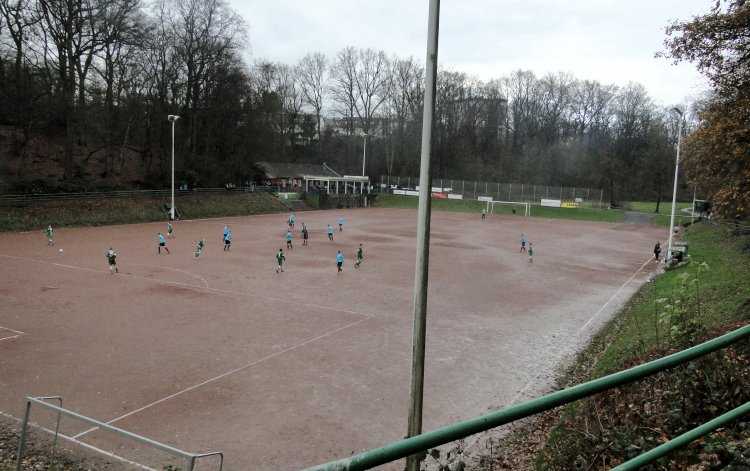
[561,202,579,208]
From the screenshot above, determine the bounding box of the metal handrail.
[301,323,750,471]
[15,396,223,471]
[611,401,750,470]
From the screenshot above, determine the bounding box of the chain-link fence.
[379,176,605,207]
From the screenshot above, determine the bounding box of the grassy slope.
[533,222,750,469]
[0,192,290,232]
[593,223,750,376]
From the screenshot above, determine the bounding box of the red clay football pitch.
[0,208,665,470]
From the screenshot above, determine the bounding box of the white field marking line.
[73,315,373,439]
[0,411,158,471]
[575,255,655,336]
[0,253,371,318]
[504,256,655,410]
[129,263,209,288]
[0,325,25,335]
[0,335,20,342]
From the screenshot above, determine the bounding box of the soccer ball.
[59,248,63,253]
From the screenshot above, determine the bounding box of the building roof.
[255,162,341,179]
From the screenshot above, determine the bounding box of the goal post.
[487,200,530,217]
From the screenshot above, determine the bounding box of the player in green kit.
[194,239,205,258]
[44,225,54,245]
[167,221,174,238]
[528,242,533,262]
[276,248,286,273]
[355,243,363,267]
[107,248,118,273]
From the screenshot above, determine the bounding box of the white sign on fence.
[448,194,463,200]
[541,199,562,208]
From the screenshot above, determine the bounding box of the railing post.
[14,400,32,471]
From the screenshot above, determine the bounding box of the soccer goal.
[487,200,530,217]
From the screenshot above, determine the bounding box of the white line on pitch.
[500,257,655,413]
[0,411,158,471]
[576,256,655,336]
[73,315,373,439]
[0,335,20,342]
[128,263,210,288]
[0,325,25,335]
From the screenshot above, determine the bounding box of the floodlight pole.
[362,133,368,177]
[405,1,440,471]
[666,107,683,265]
[168,115,180,220]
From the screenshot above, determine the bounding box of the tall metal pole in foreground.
[406,1,440,470]
[167,114,180,220]
[666,107,683,264]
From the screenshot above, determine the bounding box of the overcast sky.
[227,0,712,107]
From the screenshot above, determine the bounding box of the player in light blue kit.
[520,233,526,253]
[286,229,293,249]
[158,232,170,254]
[223,230,232,251]
[336,250,344,272]
[327,225,334,241]
[338,216,344,231]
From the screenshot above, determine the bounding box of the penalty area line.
[73,315,373,439]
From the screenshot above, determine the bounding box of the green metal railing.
[301,323,750,471]
[612,401,750,470]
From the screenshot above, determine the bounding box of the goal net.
[487,200,530,217]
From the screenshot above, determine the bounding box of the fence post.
[521,184,524,201]
[509,184,512,201]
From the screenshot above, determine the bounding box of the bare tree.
[275,62,303,152]
[353,48,390,135]
[37,0,90,179]
[385,55,423,175]
[0,0,37,83]
[168,0,246,165]
[330,46,358,136]
[297,51,328,142]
